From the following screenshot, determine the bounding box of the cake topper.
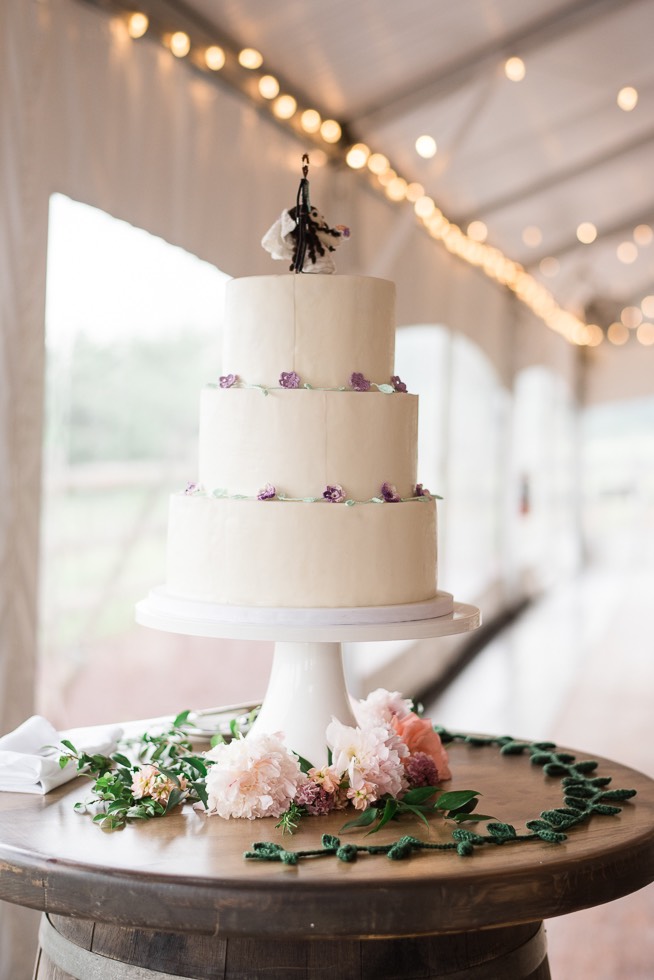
[261,154,350,274]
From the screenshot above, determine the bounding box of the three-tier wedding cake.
[164,178,450,623]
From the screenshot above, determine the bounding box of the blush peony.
[204,732,303,820]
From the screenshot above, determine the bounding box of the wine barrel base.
[34,912,551,980]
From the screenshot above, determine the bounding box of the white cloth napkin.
[0,715,123,794]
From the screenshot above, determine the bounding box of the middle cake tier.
[199,386,418,500]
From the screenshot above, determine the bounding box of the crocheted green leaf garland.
[244,730,637,865]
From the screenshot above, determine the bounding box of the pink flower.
[391,713,451,781]
[295,780,336,815]
[257,483,276,501]
[279,371,301,389]
[348,780,378,810]
[353,688,413,728]
[380,482,401,502]
[131,765,187,805]
[327,718,408,808]
[350,372,371,392]
[391,375,407,393]
[323,484,346,503]
[204,732,302,820]
[219,374,238,388]
[405,751,440,788]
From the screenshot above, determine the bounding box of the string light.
[345,143,370,169]
[636,322,654,345]
[633,224,653,246]
[617,86,638,111]
[168,32,190,58]
[576,222,597,244]
[621,306,642,328]
[504,56,526,81]
[272,95,297,120]
[300,109,321,134]
[258,75,280,99]
[617,241,638,264]
[238,48,263,69]
[127,12,148,38]
[204,46,225,71]
[607,322,630,345]
[415,135,437,159]
[111,6,610,348]
[641,295,654,318]
[320,119,342,143]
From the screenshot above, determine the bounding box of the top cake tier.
[223,275,396,388]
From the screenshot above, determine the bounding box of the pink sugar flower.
[350,372,371,392]
[279,371,301,389]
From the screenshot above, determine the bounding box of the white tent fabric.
[0,1,578,973]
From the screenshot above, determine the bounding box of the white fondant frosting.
[223,275,395,388]
[167,494,437,608]
[198,386,418,499]
[165,273,441,612]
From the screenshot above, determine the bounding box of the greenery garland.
[244,729,638,865]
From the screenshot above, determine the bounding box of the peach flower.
[391,713,452,781]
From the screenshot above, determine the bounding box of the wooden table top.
[1,738,653,939]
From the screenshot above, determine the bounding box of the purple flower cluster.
[391,375,407,393]
[350,372,371,392]
[381,482,401,502]
[405,751,440,789]
[415,484,430,497]
[323,484,346,503]
[295,780,336,816]
[257,483,276,501]
[219,374,238,389]
[184,482,199,495]
[279,371,301,389]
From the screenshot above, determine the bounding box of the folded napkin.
[0,715,123,794]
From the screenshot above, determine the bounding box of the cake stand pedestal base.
[248,641,356,766]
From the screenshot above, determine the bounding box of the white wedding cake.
[165,271,448,618]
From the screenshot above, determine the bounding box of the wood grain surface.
[2,740,653,940]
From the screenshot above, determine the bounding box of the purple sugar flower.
[219,373,238,388]
[257,483,276,501]
[323,484,346,503]
[279,371,300,389]
[184,482,199,495]
[295,780,336,816]
[381,481,401,502]
[350,372,371,392]
[391,375,407,393]
[405,752,439,789]
[415,484,431,497]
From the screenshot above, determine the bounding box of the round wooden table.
[1,738,653,979]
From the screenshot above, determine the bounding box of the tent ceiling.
[165,0,654,325]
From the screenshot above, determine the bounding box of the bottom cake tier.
[166,493,438,608]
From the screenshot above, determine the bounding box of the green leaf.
[369,798,398,834]
[340,808,378,832]
[397,803,431,828]
[402,786,439,805]
[377,383,395,393]
[435,790,480,812]
[173,709,192,728]
[58,757,70,770]
[450,812,495,823]
[110,753,133,769]
[294,753,316,774]
[345,499,356,507]
[60,739,77,753]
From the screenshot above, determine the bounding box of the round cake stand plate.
[135,591,481,765]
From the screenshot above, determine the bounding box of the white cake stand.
[136,589,481,765]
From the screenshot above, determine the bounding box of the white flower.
[204,732,302,820]
[353,688,413,729]
[326,718,409,806]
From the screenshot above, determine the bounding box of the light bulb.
[238,48,263,69]
[300,109,321,134]
[504,56,526,81]
[576,222,597,244]
[320,119,342,144]
[258,75,279,99]
[204,46,225,71]
[272,95,297,120]
[169,32,190,58]
[127,12,148,39]
[345,143,370,169]
[415,135,437,159]
[617,86,638,111]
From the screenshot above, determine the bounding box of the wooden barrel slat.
[35,914,550,980]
